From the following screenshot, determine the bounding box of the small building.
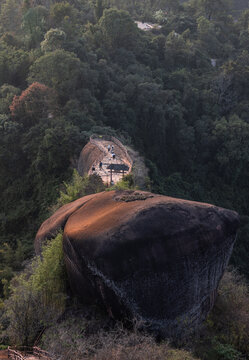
[135,21,162,31]
[107,164,129,172]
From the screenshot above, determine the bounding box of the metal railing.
[8,347,25,360]
[33,346,52,359]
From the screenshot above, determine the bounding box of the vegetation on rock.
[0,233,66,346]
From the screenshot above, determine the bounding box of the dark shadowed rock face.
[35,190,239,338]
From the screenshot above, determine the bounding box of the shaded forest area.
[1,0,249,296]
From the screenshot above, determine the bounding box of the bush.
[108,174,136,191]
[208,270,249,354]
[53,170,105,211]
[42,309,200,360]
[31,233,67,310]
[210,340,243,360]
[1,233,67,346]
[196,337,244,360]
[195,270,249,359]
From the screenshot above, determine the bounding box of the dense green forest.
[1,0,249,289]
[1,0,249,297]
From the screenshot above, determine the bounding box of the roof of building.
[135,21,162,31]
[107,164,129,171]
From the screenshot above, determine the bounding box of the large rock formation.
[35,190,239,338]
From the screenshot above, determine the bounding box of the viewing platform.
[78,135,133,185]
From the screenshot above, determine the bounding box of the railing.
[33,346,52,359]
[90,136,109,155]
[8,346,53,360]
[8,347,25,360]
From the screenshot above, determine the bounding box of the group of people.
[107,144,115,159]
[91,144,116,173]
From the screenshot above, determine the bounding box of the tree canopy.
[0,0,249,318]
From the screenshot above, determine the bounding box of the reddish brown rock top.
[63,190,218,243]
[35,190,222,252]
[35,193,97,253]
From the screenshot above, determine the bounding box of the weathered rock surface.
[78,142,103,177]
[35,193,97,254]
[35,190,239,338]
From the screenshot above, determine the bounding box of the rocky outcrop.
[78,142,103,177]
[126,147,149,189]
[35,190,239,338]
[34,193,97,254]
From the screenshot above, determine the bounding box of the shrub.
[195,270,249,359]
[210,340,243,360]
[1,233,67,346]
[53,170,105,211]
[208,270,249,354]
[108,174,136,191]
[42,310,200,360]
[31,233,67,310]
[41,28,66,53]
[4,271,51,346]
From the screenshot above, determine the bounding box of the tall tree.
[0,0,22,34]
[22,6,49,48]
[10,82,57,127]
[28,49,83,103]
[95,0,104,20]
[99,8,138,50]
